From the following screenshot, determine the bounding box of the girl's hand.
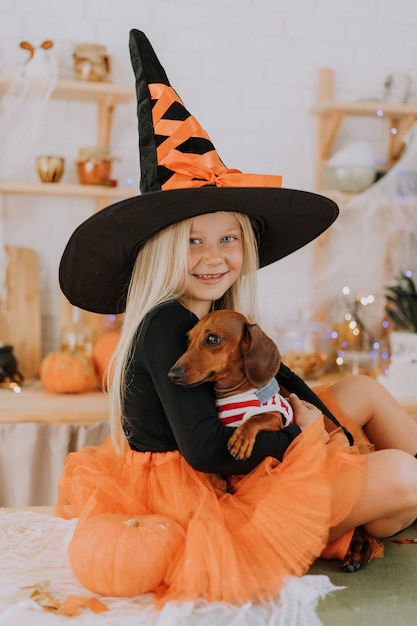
[288,393,323,431]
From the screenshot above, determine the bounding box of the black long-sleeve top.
[123,300,337,475]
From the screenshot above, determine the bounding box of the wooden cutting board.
[0,246,41,379]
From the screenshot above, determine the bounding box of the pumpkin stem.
[122,519,145,527]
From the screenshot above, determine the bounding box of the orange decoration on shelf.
[68,513,185,597]
[39,351,97,394]
[92,331,120,389]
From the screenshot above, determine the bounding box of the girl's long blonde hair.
[109,212,260,454]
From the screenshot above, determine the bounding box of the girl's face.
[179,212,244,318]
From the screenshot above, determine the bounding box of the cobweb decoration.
[317,121,417,326]
[0,49,58,179]
[0,510,342,626]
[0,47,57,308]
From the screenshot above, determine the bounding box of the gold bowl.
[36,156,65,183]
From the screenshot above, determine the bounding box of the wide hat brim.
[59,186,338,314]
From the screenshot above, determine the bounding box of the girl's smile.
[193,272,227,283]
[179,212,244,317]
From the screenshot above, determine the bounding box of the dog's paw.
[340,527,373,572]
[228,445,248,461]
[227,430,255,461]
[206,473,233,494]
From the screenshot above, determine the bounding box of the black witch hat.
[59,29,338,314]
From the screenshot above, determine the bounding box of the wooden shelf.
[1,77,135,103]
[311,68,417,190]
[312,98,417,118]
[52,79,135,103]
[0,380,109,425]
[0,181,137,200]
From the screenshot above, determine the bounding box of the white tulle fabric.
[0,510,342,626]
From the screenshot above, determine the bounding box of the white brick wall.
[1,0,417,354]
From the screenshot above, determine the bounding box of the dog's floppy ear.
[243,323,281,387]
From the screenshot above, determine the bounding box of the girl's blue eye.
[189,234,238,245]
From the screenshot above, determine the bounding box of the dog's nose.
[168,367,185,383]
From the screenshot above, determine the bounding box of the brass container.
[36,156,65,183]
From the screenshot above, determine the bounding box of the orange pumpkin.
[92,331,120,389]
[68,513,185,597]
[39,351,97,394]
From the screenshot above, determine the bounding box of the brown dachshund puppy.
[168,310,376,573]
[168,310,292,462]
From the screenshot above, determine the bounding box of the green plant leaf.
[384,272,417,333]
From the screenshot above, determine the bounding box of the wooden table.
[0,380,110,508]
[0,379,110,425]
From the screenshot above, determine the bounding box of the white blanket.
[0,510,342,625]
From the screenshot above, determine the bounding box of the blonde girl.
[57,29,417,605]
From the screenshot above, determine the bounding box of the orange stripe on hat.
[149,83,282,190]
[155,115,213,161]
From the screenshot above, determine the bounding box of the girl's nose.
[203,243,222,264]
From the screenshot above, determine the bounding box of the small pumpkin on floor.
[68,513,186,597]
[39,351,98,394]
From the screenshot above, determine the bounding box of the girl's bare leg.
[329,448,417,540]
[327,375,417,541]
[329,374,417,454]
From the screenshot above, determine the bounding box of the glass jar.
[73,44,110,82]
[61,306,93,357]
[274,323,331,379]
[76,147,114,185]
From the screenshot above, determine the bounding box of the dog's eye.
[205,334,222,347]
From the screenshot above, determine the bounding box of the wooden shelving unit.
[311,67,417,191]
[1,78,136,364]
[0,77,137,208]
[0,78,136,204]
[310,67,417,321]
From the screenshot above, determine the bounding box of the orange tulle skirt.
[56,385,373,605]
